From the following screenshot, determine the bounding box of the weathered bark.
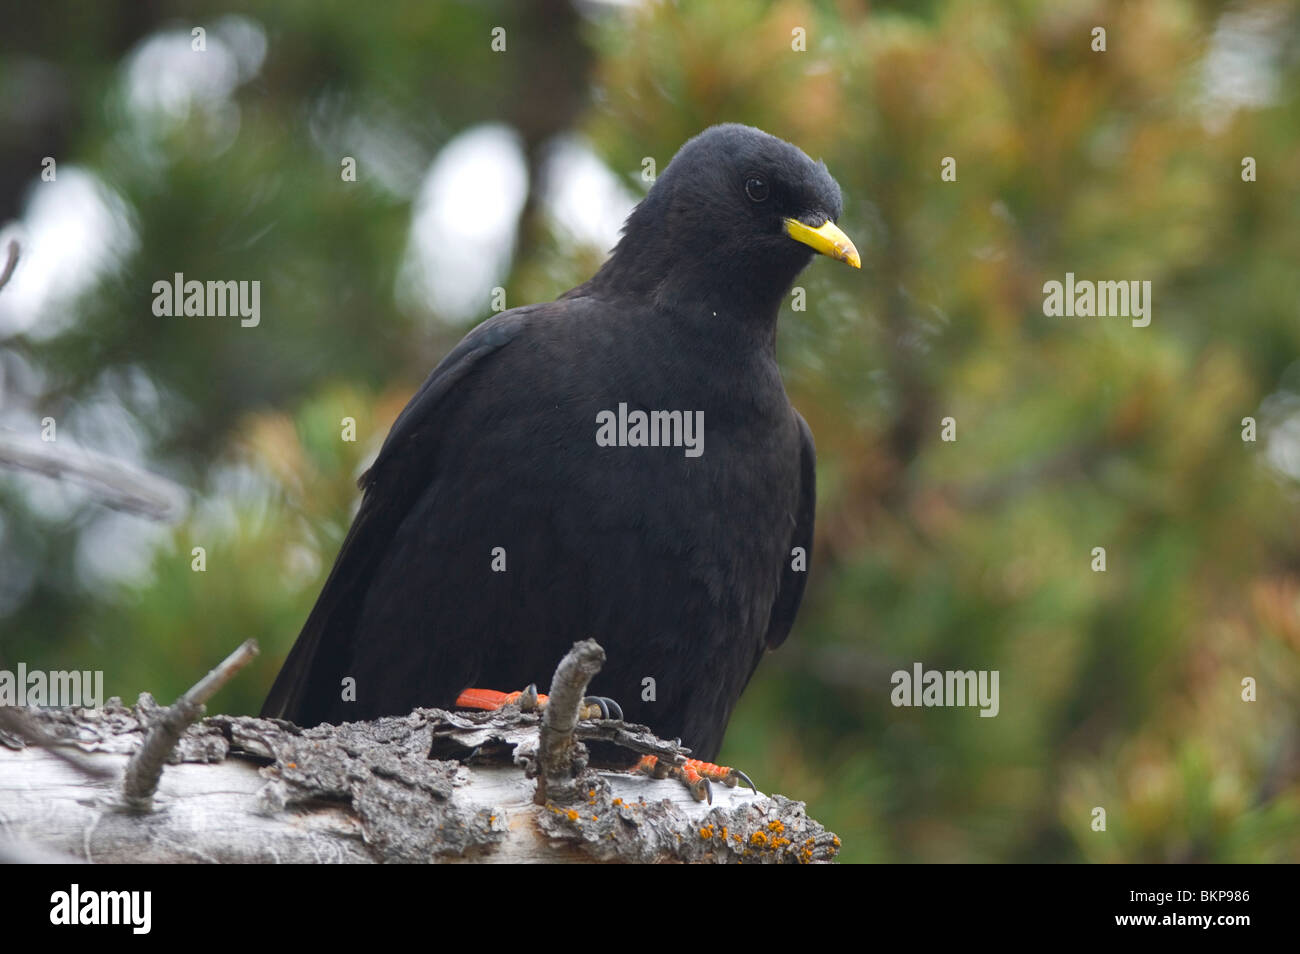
[0,694,841,864]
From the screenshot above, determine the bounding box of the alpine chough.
[262,124,859,766]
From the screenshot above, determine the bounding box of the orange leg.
[456,688,548,711]
[455,685,622,720]
[632,754,756,804]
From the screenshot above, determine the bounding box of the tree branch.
[534,639,605,805]
[0,238,18,292]
[120,639,258,812]
[3,693,840,863]
[0,429,188,521]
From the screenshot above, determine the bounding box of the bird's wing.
[763,410,816,650]
[259,310,530,721]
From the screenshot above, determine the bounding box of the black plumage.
[261,124,857,762]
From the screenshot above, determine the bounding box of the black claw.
[732,769,756,794]
[580,695,623,721]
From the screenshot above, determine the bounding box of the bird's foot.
[455,685,622,721]
[631,754,757,804]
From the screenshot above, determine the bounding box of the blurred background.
[2,0,1299,862]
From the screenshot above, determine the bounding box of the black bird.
[262,124,859,768]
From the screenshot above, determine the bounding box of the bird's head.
[597,124,859,322]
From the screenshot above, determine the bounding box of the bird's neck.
[586,245,800,342]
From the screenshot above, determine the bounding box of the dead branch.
[2,695,840,863]
[2,637,838,863]
[0,429,188,521]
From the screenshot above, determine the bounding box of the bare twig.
[0,429,187,521]
[120,639,258,812]
[0,239,18,293]
[534,639,605,805]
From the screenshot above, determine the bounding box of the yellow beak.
[783,217,861,269]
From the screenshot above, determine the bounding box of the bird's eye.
[744,175,769,203]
